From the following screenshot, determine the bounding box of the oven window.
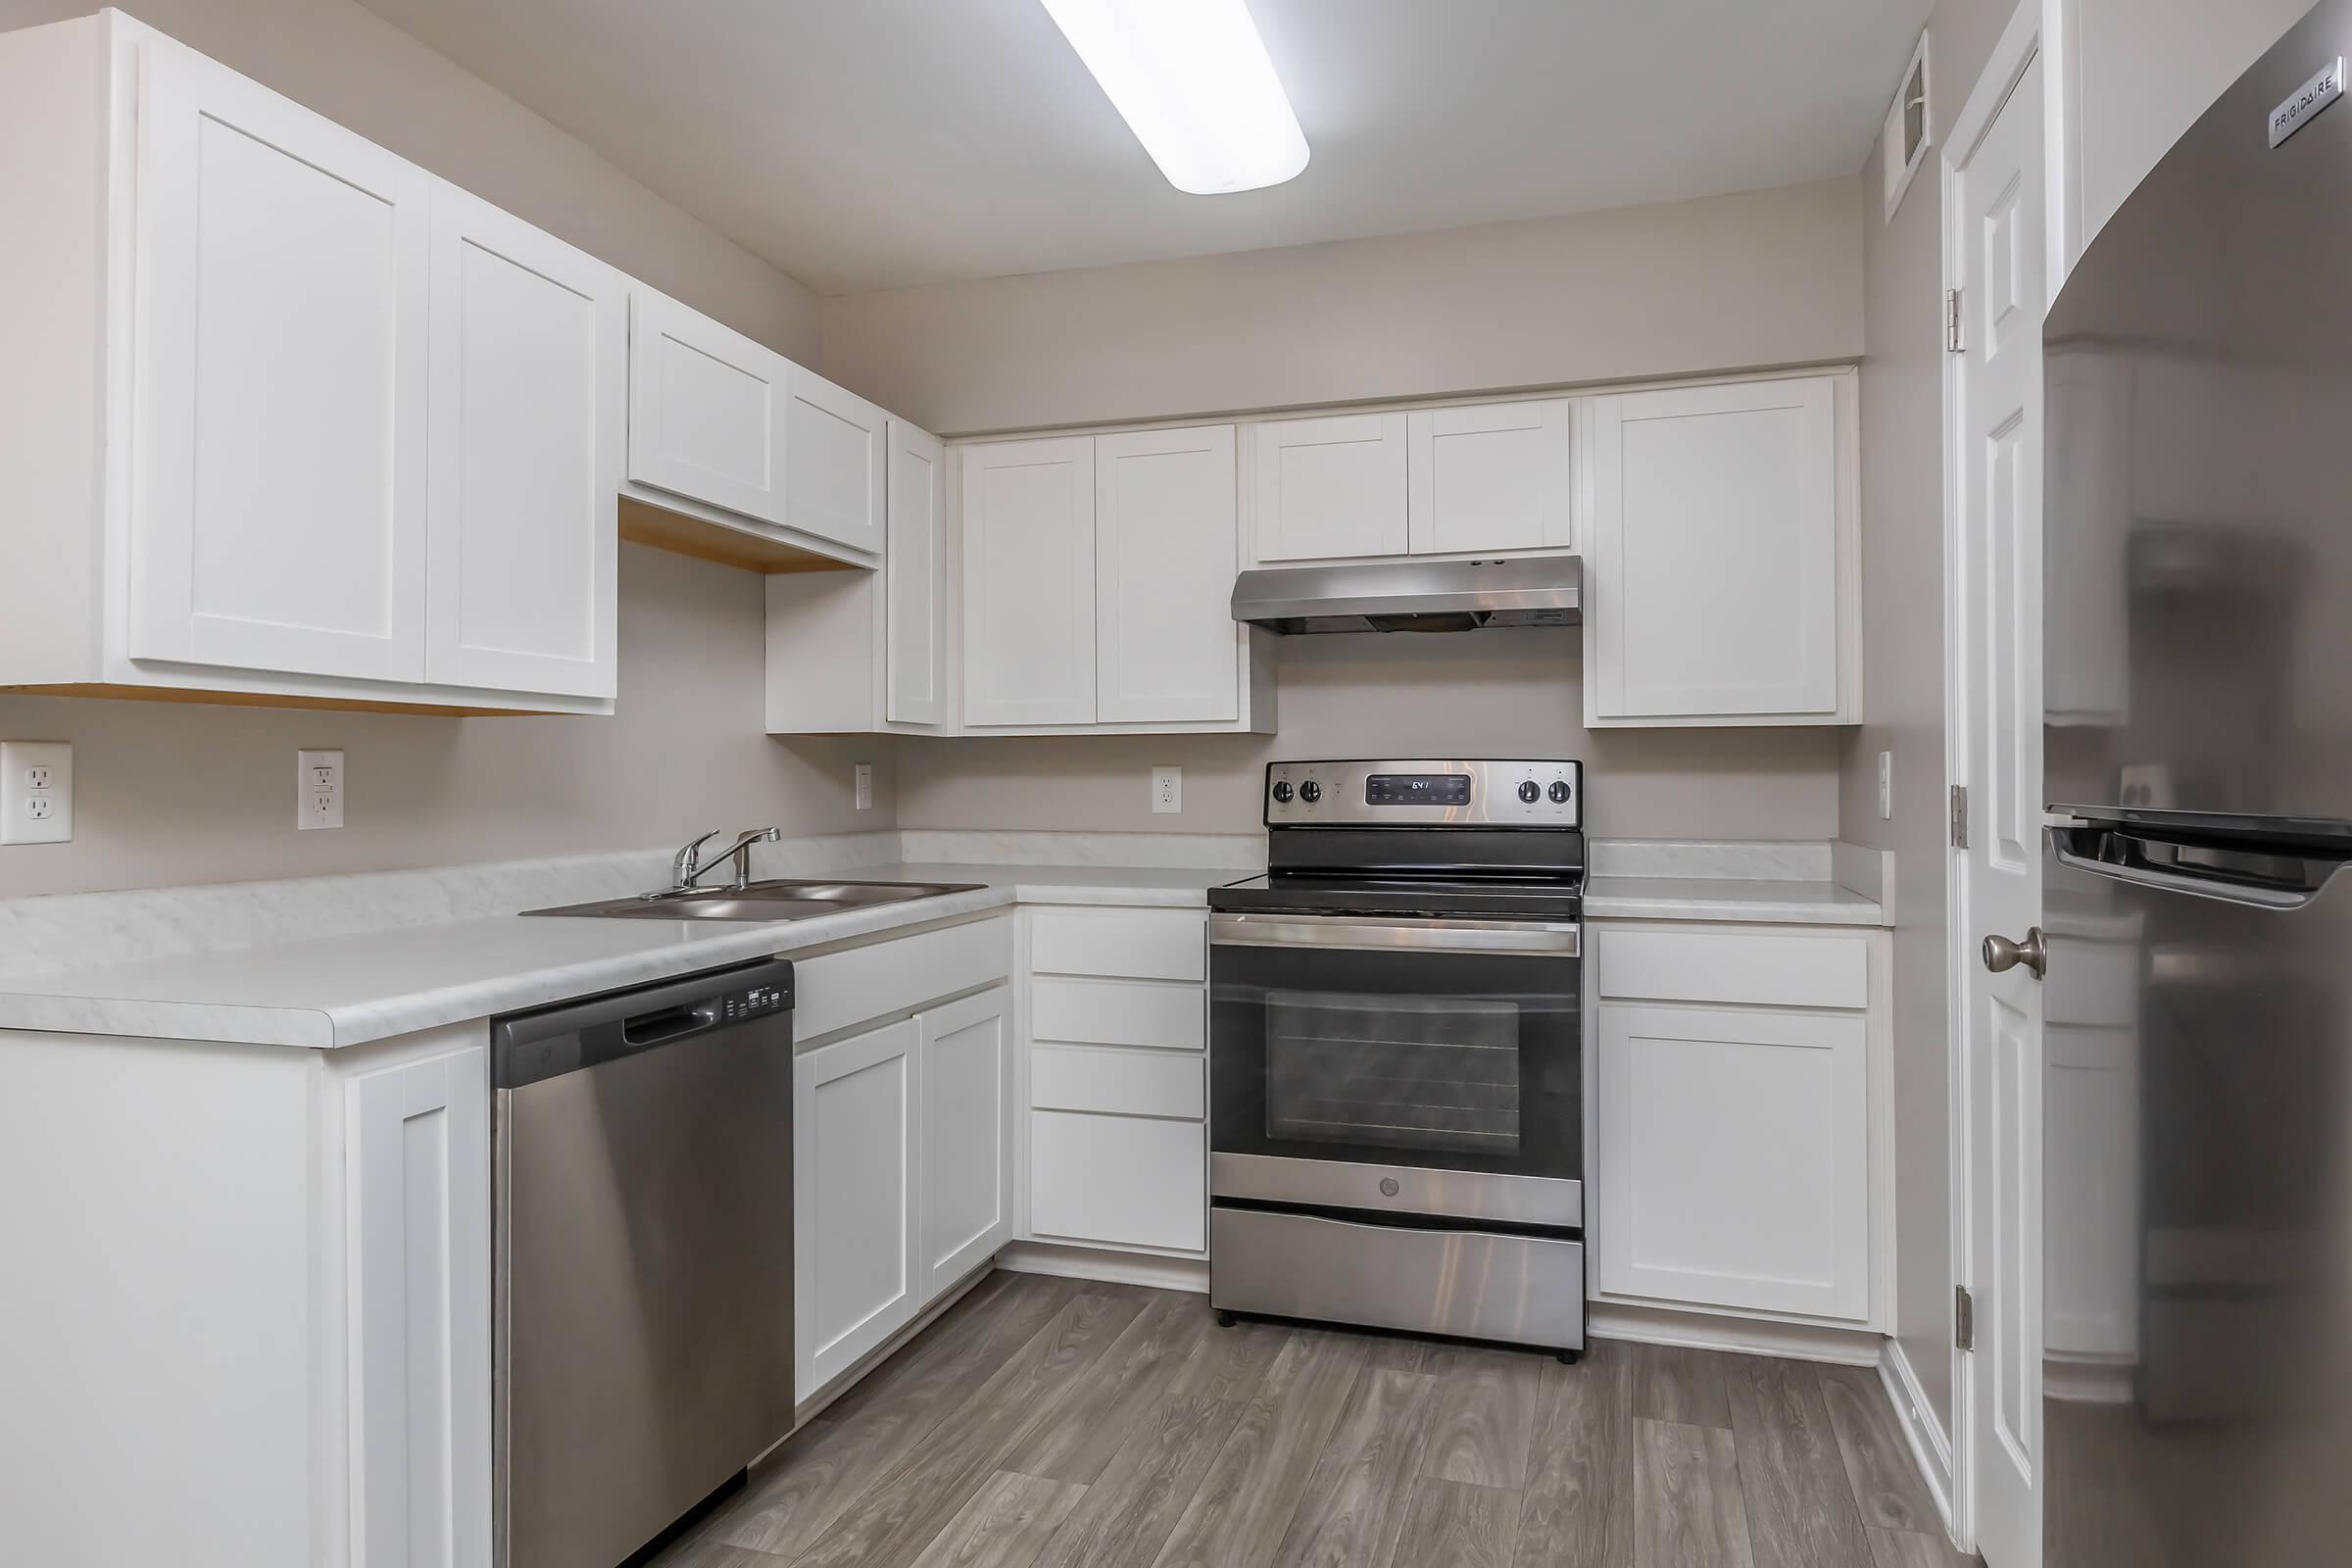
[1265,991,1521,1156]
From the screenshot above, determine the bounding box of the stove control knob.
[1298,780,1322,804]
[1548,780,1572,805]
[1517,780,1542,804]
[1271,781,1294,804]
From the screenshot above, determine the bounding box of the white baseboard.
[996,1240,1209,1294]
[1879,1338,1957,1536]
[1589,1300,1883,1365]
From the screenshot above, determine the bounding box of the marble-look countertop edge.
[1583,876,1886,927]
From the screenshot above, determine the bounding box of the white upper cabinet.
[961,436,1099,727]
[786,364,887,558]
[625,288,787,525]
[131,40,433,684]
[424,188,622,699]
[885,419,949,727]
[1097,425,1241,725]
[1249,412,1408,563]
[1586,374,1854,726]
[1407,399,1575,556]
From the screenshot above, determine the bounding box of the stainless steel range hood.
[1230,557,1581,634]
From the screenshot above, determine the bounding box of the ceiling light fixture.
[1039,0,1309,195]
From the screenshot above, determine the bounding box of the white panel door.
[961,437,1097,727]
[1407,399,1574,556]
[347,1045,491,1568]
[131,41,431,683]
[1097,425,1240,724]
[424,187,621,699]
[1250,413,1408,563]
[1596,1002,1870,1320]
[885,419,948,726]
[794,1018,921,1395]
[786,364,886,556]
[1588,377,1840,720]
[626,289,786,524]
[1028,1110,1205,1253]
[918,987,1012,1298]
[1953,52,2048,1568]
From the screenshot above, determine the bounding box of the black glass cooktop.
[1209,872,1583,920]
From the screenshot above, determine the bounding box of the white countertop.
[1583,876,1885,927]
[0,861,1237,1052]
[0,845,1881,1053]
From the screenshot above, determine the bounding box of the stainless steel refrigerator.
[2042,2,2352,1560]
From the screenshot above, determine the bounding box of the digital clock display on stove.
[1364,773,1472,806]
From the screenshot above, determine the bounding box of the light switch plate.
[299,749,344,830]
[1152,764,1182,815]
[1,741,73,845]
[1878,751,1893,820]
[855,762,874,811]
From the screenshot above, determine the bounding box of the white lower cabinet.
[345,1044,492,1568]
[795,1017,922,1395]
[1029,1111,1206,1252]
[795,979,1015,1398]
[919,988,1014,1298]
[1590,921,1884,1327]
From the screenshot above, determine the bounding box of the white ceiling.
[357,0,1934,296]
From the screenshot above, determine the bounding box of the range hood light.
[1039,0,1310,196]
[1231,557,1583,635]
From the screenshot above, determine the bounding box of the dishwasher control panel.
[721,980,792,1021]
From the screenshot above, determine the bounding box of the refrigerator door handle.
[2048,821,2348,909]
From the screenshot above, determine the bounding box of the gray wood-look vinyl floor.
[657,1271,1978,1568]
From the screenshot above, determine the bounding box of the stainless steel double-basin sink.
[522,878,983,923]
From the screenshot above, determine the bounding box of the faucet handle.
[672,829,724,890]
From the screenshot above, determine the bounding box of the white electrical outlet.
[2,741,73,845]
[1878,751,1893,820]
[299,749,345,830]
[1152,764,1182,815]
[855,762,874,811]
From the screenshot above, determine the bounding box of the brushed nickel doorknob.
[1983,926,2047,979]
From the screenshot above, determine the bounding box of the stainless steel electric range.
[1207,758,1587,1361]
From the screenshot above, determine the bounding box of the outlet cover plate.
[2,741,74,845]
[1152,764,1182,815]
[299,749,344,830]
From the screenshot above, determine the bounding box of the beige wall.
[901,632,1842,842]
[0,0,820,357]
[0,547,887,898]
[820,178,1864,436]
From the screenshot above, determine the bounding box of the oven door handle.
[1208,911,1581,957]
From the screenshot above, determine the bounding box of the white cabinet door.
[347,1045,491,1568]
[795,1018,921,1394]
[1596,1002,1869,1320]
[1029,1109,1205,1252]
[424,187,621,699]
[1097,425,1240,724]
[1588,377,1841,721]
[1407,399,1574,556]
[1250,413,1408,563]
[918,987,1012,1298]
[785,364,886,557]
[132,41,432,683]
[885,419,949,727]
[626,289,787,525]
[961,437,1097,727]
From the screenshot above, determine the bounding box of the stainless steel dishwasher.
[492,957,795,1568]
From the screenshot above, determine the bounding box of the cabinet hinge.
[1955,1285,1976,1351]
[1950,784,1970,850]
[1946,288,1965,354]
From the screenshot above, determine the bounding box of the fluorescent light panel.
[1041,0,1309,195]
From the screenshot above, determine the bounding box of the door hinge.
[1955,1285,1976,1351]
[1946,288,1965,353]
[1950,784,1970,849]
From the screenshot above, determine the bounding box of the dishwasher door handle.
[623,1001,719,1048]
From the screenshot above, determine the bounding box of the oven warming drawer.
[1210,1205,1586,1352]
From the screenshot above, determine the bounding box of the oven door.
[1208,912,1582,1227]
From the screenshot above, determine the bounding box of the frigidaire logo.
[2270,57,2345,148]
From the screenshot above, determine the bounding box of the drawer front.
[1029,1110,1204,1252]
[1030,908,1205,982]
[1592,926,1868,1010]
[1030,975,1204,1052]
[1031,1045,1204,1119]
[794,916,1012,1041]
